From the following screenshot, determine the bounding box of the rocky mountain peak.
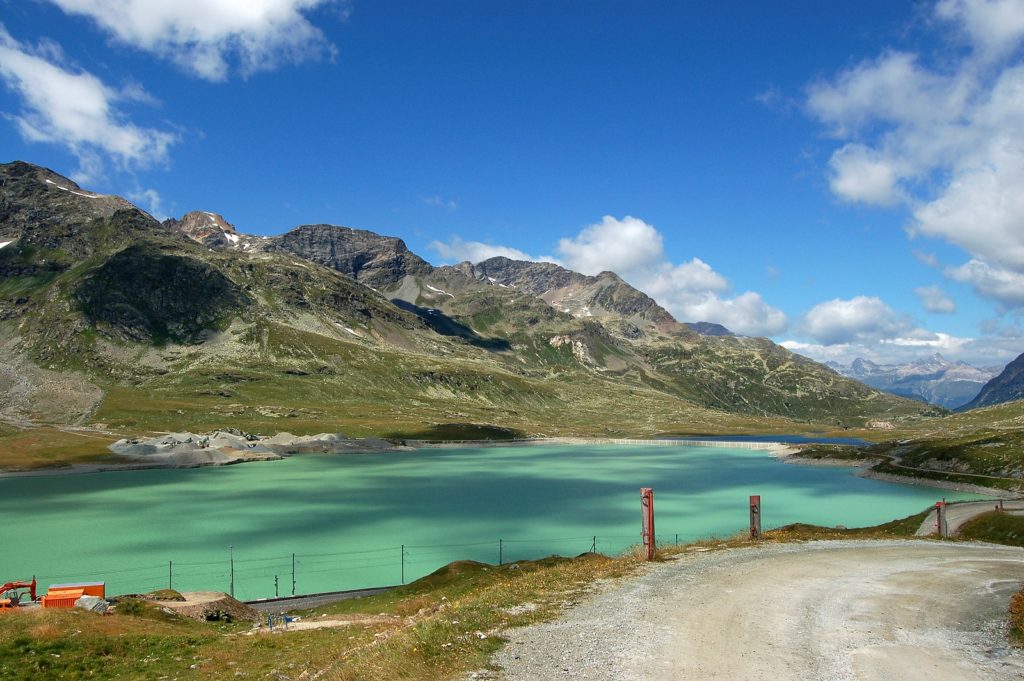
[0,161,143,233]
[963,351,1024,410]
[165,211,244,248]
[850,358,881,376]
[268,224,433,290]
[474,257,678,330]
[0,161,164,268]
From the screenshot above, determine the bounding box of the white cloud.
[560,217,788,336]
[754,84,796,113]
[127,187,167,221]
[801,296,909,345]
[911,123,1024,271]
[432,216,789,337]
[945,259,1024,307]
[913,250,940,267]
[423,195,458,211]
[429,236,552,265]
[0,26,176,180]
[827,143,905,206]
[45,0,341,81]
[632,257,787,336]
[650,258,728,294]
[806,2,1024,309]
[936,0,1024,59]
[782,330,1019,368]
[557,215,664,276]
[785,286,1022,366]
[673,291,788,337]
[915,285,958,313]
[807,51,964,137]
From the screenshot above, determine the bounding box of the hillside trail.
[488,541,1024,681]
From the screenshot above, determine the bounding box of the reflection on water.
[0,444,985,600]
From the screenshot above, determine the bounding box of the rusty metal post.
[641,487,656,561]
[935,501,948,538]
[749,495,762,539]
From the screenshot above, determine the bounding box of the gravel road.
[916,501,1024,537]
[489,541,1024,681]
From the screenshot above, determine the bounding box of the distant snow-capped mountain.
[826,353,999,409]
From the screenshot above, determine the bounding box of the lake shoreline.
[854,468,1018,498]
[0,435,805,479]
[3,435,1012,499]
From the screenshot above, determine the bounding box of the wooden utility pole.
[935,501,949,538]
[641,487,656,561]
[749,495,762,539]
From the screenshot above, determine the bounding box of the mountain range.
[826,354,998,410]
[0,161,934,439]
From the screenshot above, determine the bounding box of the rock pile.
[109,430,401,467]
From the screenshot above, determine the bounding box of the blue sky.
[1,0,1023,368]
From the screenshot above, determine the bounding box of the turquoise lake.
[1,443,985,601]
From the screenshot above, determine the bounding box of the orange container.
[41,588,85,609]
[48,582,105,599]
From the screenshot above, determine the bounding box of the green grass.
[385,423,529,441]
[786,444,879,461]
[868,458,1024,493]
[83,319,845,445]
[959,511,1024,547]
[0,428,117,470]
[0,552,639,681]
[0,606,221,680]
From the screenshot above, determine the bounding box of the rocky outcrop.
[473,257,679,329]
[0,162,167,269]
[165,210,255,250]
[75,241,251,343]
[268,224,432,289]
[963,352,1024,410]
[686,321,732,336]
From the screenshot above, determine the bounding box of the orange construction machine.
[0,578,37,609]
[41,582,105,609]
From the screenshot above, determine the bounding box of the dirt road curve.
[491,541,1024,681]
[917,501,1024,537]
